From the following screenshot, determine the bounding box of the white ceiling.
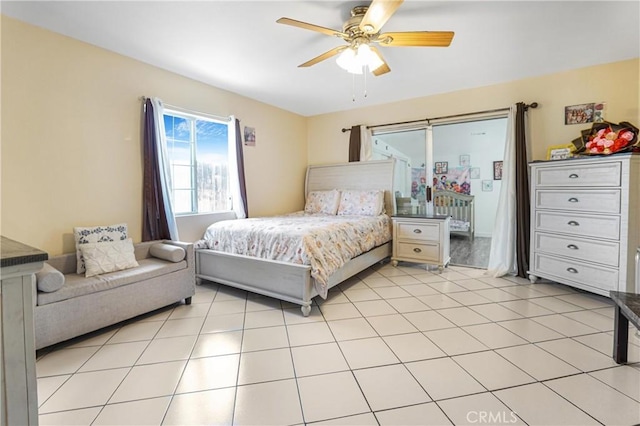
[2,1,639,117]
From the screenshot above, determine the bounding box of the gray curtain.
[235,118,249,217]
[348,125,361,162]
[515,102,530,278]
[142,99,172,241]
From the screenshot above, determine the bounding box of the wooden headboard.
[305,159,396,215]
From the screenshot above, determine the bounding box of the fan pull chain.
[352,73,356,102]
[364,68,368,98]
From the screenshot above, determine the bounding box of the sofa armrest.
[163,240,194,269]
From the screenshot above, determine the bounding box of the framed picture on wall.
[470,167,480,179]
[482,180,493,192]
[434,161,448,174]
[493,161,503,180]
[459,154,470,167]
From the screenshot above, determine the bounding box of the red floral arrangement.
[573,121,639,155]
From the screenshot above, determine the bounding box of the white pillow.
[304,190,341,215]
[74,223,128,274]
[337,190,385,216]
[35,263,65,292]
[150,243,185,263]
[80,238,139,278]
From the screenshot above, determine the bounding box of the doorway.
[432,118,508,268]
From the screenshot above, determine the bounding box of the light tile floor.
[36,263,640,425]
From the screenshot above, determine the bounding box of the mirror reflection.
[372,129,428,214]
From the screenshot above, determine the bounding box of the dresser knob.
[413,248,422,253]
[568,198,579,203]
[569,173,579,179]
[413,229,422,234]
[567,221,580,226]
[567,267,578,274]
[567,244,579,250]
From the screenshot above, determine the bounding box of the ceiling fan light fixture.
[336,43,383,74]
[336,47,363,74]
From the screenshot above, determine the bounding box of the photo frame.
[482,180,493,192]
[434,161,448,174]
[459,154,470,167]
[470,167,481,179]
[546,144,574,160]
[493,161,503,180]
[243,126,256,146]
[564,102,605,125]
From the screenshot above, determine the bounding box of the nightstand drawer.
[535,162,621,187]
[533,253,618,291]
[396,242,440,262]
[397,222,440,241]
[535,211,620,240]
[534,232,619,267]
[535,189,621,214]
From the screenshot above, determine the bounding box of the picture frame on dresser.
[527,154,640,296]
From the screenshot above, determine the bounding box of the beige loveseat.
[34,240,195,350]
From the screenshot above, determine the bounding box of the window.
[163,110,230,214]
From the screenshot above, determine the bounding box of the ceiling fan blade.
[359,0,404,34]
[370,46,391,76]
[299,46,346,67]
[377,31,455,47]
[276,17,347,38]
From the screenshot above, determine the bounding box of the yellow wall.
[2,15,638,256]
[1,16,308,255]
[307,58,639,165]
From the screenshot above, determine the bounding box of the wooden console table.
[1,236,47,425]
[610,291,640,364]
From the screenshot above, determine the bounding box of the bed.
[195,160,396,316]
[433,190,475,240]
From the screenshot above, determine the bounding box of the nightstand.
[391,215,451,271]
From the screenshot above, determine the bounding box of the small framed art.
[434,161,448,174]
[470,167,480,179]
[459,154,470,167]
[482,180,493,192]
[493,161,503,180]
[244,126,256,146]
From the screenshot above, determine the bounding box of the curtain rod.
[139,96,232,122]
[340,102,538,132]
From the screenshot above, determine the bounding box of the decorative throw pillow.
[35,263,65,292]
[337,190,385,216]
[80,238,139,278]
[74,223,128,274]
[304,189,341,215]
[150,243,185,263]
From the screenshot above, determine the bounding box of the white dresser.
[391,215,451,271]
[528,154,640,296]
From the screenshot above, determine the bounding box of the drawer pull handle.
[568,197,579,203]
[569,173,579,179]
[413,229,422,234]
[567,221,580,227]
[413,248,422,253]
[567,267,578,274]
[567,244,579,250]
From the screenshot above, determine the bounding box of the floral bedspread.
[196,212,391,298]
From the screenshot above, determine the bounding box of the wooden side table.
[391,215,450,271]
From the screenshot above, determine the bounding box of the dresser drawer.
[396,222,440,241]
[535,189,621,214]
[396,242,440,262]
[533,253,618,291]
[534,232,619,267]
[535,211,620,240]
[534,162,621,187]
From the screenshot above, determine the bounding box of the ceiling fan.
[276,0,455,76]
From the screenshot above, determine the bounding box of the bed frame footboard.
[196,242,391,316]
